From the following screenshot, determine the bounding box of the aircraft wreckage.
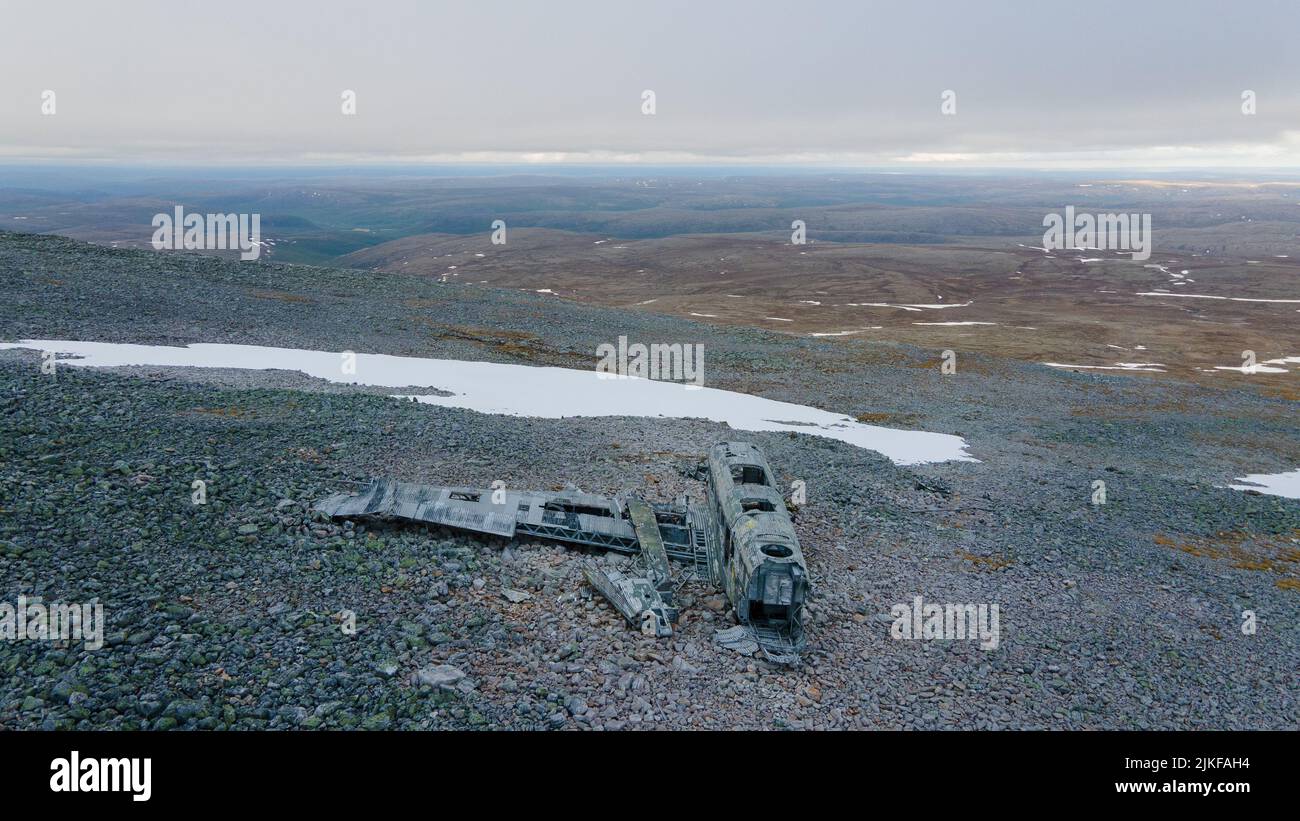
[314,441,810,663]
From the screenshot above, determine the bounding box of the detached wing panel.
[315,480,519,538]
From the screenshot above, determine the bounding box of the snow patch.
[0,340,977,466]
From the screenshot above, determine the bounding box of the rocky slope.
[1,233,1297,729]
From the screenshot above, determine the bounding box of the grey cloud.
[1,0,1297,167]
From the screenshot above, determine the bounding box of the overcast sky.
[3,0,1299,168]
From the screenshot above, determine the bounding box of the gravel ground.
[1,232,1297,729]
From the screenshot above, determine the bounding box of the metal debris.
[314,441,810,664]
[714,625,758,656]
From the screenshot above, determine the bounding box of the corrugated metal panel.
[315,480,520,537]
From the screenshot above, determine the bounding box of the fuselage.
[706,442,809,648]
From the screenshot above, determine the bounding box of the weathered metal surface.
[626,498,671,591]
[689,500,723,586]
[314,441,810,664]
[314,480,518,537]
[714,625,758,656]
[705,441,809,659]
[582,564,673,637]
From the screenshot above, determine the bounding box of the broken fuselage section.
[313,441,809,661]
[706,442,810,661]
